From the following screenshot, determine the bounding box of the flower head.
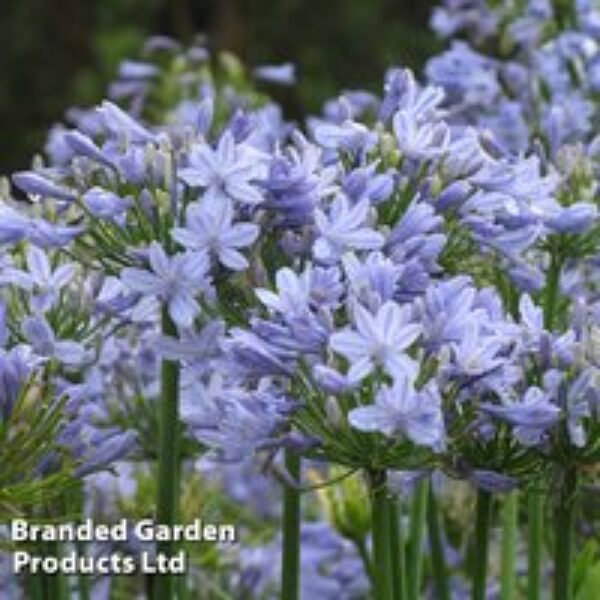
[330,301,421,383]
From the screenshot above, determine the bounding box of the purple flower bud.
[118,60,159,80]
[74,430,137,477]
[254,63,296,85]
[313,364,352,394]
[12,171,76,202]
[469,470,518,493]
[97,101,155,143]
[544,202,598,234]
[64,130,113,167]
[435,180,472,212]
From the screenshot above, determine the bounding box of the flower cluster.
[1,4,598,598]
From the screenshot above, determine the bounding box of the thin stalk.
[407,478,429,600]
[27,572,44,600]
[370,470,392,600]
[472,490,492,600]
[355,537,374,583]
[527,492,543,600]
[553,467,577,600]
[281,449,301,600]
[427,486,450,600]
[154,307,180,600]
[527,245,562,600]
[501,491,518,600]
[544,249,561,331]
[389,498,406,600]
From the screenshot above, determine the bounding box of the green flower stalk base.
[472,489,492,600]
[407,479,429,600]
[370,470,392,600]
[389,498,406,600]
[553,467,578,600]
[527,490,544,600]
[428,485,449,600]
[154,308,181,600]
[501,491,518,600]
[281,449,301,600]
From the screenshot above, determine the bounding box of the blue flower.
[120,242,210,328]
[425,41,500,107]
[468,470,518,493]
[314,196,384,264]
[97,100,155,143]
[312,119,377,154]
[0,205,30,244]
[342,252,400,307]
[256,267,312,316]
[22,316,88,366]
[393,112,450,160]
[0,246,76,312]
[26,218,84,248]
[73,429,137,478]
[418,277,481,352]
[253,63,296,85]
[64,131,113,168]
[82,187,132,225]
[330,301,421,383]
[0,347,31,421]
[445,320,505,379]
[349,374,444,448]
[172,198,259,270]
[382,68,445,123]
[480,387,560,446]
[12,171,76,202]
[186,384,293,461]
[179,131,266,205]
[223,328,295,377]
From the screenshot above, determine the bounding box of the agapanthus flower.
[480,387,560,446]
[330,301,421,383]
[349,373,444,449]
[97,100,156,143]
[393,112,450,159]
[186,382,294,461]
[444,320,506,381]
[256,267,312,316]
[82,187,133,226]
[0,347,31,421]
[0,246,76,312]
[172,198,259,270]
[179,130,266,205]
[12,171,76,203]
[313,196,384,264]
[253,63,296,85]
[22,316,88,366]
[120,242,210,327]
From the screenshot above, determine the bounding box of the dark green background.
[0,0,438,174]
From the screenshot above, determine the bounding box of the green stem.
[154,308,180,600]
[544,247,562,331]
[501,491,518,600]
[472,490,492,600]
[355,537,374,584]
[553,467,577,600]
[281,449,300,600]
[370,470,392,600]
[427,486,450,600]
[27,571,44,600]
[527,491,544,600]
[389,498,406,600]
[526,242,563,600]
[407,478,428,600]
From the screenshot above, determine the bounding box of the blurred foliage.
[0,0,438,174]
[0,372,75,521]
